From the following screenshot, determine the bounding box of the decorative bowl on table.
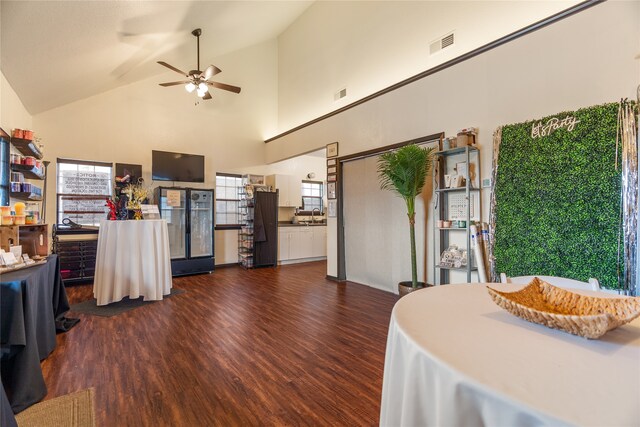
[486,277,640,339]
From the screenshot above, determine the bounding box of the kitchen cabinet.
[278,225,327,262]
[277,228,290,261]
[312,226,327,257]
[265,174,302,208]
[290,227,313,259]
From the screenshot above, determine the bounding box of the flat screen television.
[152,150,205,183]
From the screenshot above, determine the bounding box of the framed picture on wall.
[327,158,337,167]
[327,166,337,175]
[328,200,337,217]
[327,174,337,182]
[326,142,339,158]
[327,182,336,199]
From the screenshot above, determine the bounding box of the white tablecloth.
[380,283,640,427]
[94,220,172,306]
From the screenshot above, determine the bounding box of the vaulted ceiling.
[1,1,312,115]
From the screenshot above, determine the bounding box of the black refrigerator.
[155,186,215,276]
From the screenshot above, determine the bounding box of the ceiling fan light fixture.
[158,28,241,100]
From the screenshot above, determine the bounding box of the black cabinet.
[254,191,279,267]
[238,188,278,269]
[52,225,99,285]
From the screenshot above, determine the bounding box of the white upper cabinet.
[266,174,302,208]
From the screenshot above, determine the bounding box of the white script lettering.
[531,116,580,139]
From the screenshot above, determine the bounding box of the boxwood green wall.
[493,103,622,289]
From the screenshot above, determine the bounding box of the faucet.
[312,208,321,223]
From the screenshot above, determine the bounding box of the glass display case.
[155,186,214,275]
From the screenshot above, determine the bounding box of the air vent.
[441,33,454,48]
[334,87,347,101]
[429,31,455,55]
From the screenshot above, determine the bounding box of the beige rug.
[15,388,95,427]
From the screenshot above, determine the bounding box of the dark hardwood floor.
[41,261,399,426]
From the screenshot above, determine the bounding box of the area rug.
[70,288,185,317]
[15,388,95,427]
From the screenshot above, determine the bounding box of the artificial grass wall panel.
[493,103,621,289]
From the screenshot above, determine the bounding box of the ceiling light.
[158,28,242,100]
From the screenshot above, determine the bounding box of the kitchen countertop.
[278,221,327,227]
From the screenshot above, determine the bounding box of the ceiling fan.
[157,28,241,100]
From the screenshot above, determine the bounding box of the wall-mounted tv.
[152,150,205,183]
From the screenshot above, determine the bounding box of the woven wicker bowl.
[487,278,640,339]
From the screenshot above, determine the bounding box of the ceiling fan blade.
[203,65,222,80]
[157,61,189,77]
[206,81,241,94]
[203,91,212,100]
[159,81,191,87]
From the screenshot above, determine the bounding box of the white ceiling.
[1,1,312,115]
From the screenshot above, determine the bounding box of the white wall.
[276,0,580,134]
[244,152,327,182]
[32,40,278,265]
[266,1,640,288]
[1,72,32,132]
[214,229,239,266]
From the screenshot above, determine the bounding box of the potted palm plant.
[378,144,435,296]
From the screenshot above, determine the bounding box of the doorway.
[338,134,442,292]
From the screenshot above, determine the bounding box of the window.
[56,158,113,226]
[301,180,323,213]
[215,173,242,227]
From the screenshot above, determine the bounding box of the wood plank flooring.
[41,261,399,426]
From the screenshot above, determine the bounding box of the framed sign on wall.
[328,200,337,217]
[327,182,336,199]
[326,142,339,158]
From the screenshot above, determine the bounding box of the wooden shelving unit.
[9,192,43,201]
[0,129,49,222]
[10,163,45,180]
[10,137,43,159]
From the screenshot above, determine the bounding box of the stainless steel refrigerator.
[155,187,215,276]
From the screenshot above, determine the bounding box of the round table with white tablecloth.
[93,219,172,306]
[379,283,640,427]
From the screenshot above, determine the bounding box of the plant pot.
[398,281,433,297]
